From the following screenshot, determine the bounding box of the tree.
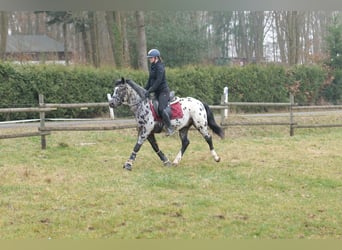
[105,11,124,68]
[324,14,342,103]
[326,15,342,68]
[210,11,234,61]
[273,11,304,65]
[286,11,302,65]
[2,10,341,67]
[72,11,92,65]
[0,11,8,60]
[105,11,117,67]
[121,12,130,67]
[135,11,148,71]
[144,11,208,67]
[249,11,266,63]
[40,11,72,65]
[88,11,100,67]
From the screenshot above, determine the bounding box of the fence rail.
[0,131,50,139]
[1,94,342,149]
[0,107,57,113]
[44,102,109,108]
[38,124,137,132]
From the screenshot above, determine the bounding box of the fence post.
[220,87,229,125]
[223,86,229,118]
[290,94,294,136]
[107,93,114,119]
[39,94,47,149]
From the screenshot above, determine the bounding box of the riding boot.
[162,109,175,136]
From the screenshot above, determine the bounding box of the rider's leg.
[158,90,175,136]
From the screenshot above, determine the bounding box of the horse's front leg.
[123,142,143,171]
[147,133,171,167]
[123,127,149,171]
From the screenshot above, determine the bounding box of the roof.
[6,34,65,53]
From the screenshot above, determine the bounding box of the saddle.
[150,91,183,121]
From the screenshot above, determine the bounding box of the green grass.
[0,125,341,239]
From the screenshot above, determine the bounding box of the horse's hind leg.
[147,134,171,167]
[203,134,221,162]
[173,127,190,166]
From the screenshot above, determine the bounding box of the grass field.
[0,123,341,239]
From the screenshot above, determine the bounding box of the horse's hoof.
[163,160,172,167]
[123,162,132,171]
[215,157,221,162]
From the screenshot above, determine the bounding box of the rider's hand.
[144,91,150,99]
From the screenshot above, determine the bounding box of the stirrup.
[165,127,175,136]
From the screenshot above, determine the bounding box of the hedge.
[0,62,338,121]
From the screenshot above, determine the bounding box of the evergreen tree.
[326,15,342,69]
[325,15,342,103]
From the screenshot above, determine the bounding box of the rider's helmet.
[147,49,160,58]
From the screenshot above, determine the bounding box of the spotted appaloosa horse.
[109,77,224,171]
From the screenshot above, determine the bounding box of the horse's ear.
[114,77,125,86]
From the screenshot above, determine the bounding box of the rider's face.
[149,57,157,63]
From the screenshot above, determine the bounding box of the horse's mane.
[125,79,147,99]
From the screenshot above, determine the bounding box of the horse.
[109,77,225,171]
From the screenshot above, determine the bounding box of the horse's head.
[109,77,147,109]
[109,77,128,108]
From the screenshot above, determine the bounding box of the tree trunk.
[237,11,249,61]
[274,11,287,63]
[250,11,265,63]
[88,11,100,67]
[121,12,130,67]
[113,11,123,67]
[135,11,148,71]
[105,11,116,67]
[0,11,8,60]
[62,22,69,65]
[81,29,92,65]
[286,11,301,65]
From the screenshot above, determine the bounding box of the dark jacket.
[145,60,169,95]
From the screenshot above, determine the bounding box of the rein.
[125,99,143,107]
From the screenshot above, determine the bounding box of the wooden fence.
[1,94,342,149]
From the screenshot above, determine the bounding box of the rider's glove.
[145,91,150,99]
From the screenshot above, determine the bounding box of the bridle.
[112,84,144,108]
[111,86,123,105]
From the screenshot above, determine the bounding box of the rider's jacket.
[145,60,169,95]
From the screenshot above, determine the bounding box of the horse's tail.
[203,103,225,139]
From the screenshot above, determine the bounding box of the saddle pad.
[150,101,184,121]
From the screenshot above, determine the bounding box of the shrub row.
[0,62,339,121]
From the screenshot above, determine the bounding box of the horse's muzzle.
[108,98,116,108]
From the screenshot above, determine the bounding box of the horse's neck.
[127,86,143,113]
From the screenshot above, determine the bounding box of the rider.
[144,49,175,136]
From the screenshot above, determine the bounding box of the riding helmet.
[147,49,160,58]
